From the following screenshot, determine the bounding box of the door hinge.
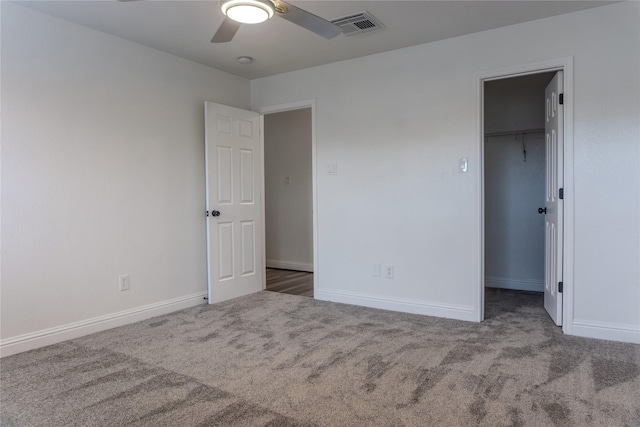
[559,188,564,199]
[559,93,564,105]
[558,282,563,293]
[206,210,209,217]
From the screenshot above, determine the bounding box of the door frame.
[475,57,574,334]
[255,99,318,294]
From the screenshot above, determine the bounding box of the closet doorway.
[483,72,559,321]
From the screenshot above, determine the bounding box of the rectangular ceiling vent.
[331,11,384,37]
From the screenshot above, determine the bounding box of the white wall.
[251,2,640,343]
[484,74,552,292]
[0,3,250,355]
[264,109,313,272]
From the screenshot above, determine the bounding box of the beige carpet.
[2,289,639,426]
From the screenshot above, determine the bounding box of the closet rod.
[484,128,545,138]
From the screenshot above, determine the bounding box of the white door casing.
[476,57,574,332]
[543,71,564,326]
[205,102,263,303]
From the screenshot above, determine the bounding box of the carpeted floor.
[2,289,639,426]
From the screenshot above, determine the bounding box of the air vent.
[331,11,384,37]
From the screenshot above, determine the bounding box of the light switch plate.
[459,158,468,173]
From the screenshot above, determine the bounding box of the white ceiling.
[21,0,616,79]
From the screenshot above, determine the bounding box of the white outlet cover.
[327,163,338,175]
[119,274,130,291]
[384,265,394,279]
[372,264,381,277]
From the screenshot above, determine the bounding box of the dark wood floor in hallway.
[265,268,313,297]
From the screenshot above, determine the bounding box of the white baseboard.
[485,276,543,292]
[315,289,476,322]
[266,259,313,272]
[570,319,640,344]
[0,291,207,358]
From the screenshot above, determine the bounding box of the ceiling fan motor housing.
[221,0,275,24]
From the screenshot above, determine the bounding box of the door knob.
[211,210,221,217]
[538,207,546,214]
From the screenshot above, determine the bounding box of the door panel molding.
[205,102,263,303]
[543,71,564,325]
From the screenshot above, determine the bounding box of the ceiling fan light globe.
[221,0,275,24]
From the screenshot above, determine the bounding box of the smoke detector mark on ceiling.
[331,11,384,37]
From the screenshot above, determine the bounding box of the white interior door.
[205,102,263,303]
[543,71,564,325]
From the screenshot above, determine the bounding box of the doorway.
[477,58,574,332]
[483,72,555,319]
[263,107,315,297]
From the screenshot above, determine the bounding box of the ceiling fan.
[211,0,343,43]
[118,0,342,43]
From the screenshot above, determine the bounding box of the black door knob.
[211,210,221,217]
[538,207,547,214]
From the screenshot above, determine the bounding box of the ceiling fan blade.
[211,17,242,43]
[275,1,342,39]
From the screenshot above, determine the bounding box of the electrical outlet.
[384,265,394,279]
[119,274,130,291]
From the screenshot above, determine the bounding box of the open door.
[205,102,263,303]
[543,72,564,325]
